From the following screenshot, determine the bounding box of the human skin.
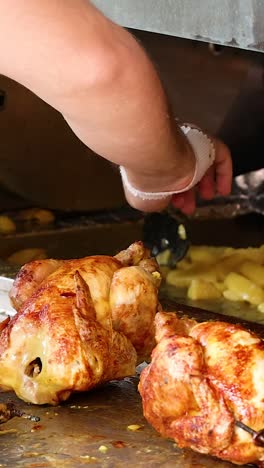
[0,0,232,213]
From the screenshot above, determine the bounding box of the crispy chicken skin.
[139,311,264,466]
[0,242,160,405]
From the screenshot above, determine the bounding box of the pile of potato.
[0,208,55,235]
[157,245,264,312]
[0,208,54,266]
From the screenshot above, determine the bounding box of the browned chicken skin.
[139,311,264,466]
[0,242,160,405]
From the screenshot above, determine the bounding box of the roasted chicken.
[139,311,264,466]
[0,242,160,405]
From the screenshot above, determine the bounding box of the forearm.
[0,0,195,194]
[62,18,196,193]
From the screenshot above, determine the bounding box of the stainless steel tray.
[0,377,236,468]
[1,298,263,467]
[0,213,263,467]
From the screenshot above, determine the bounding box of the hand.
[171,137,233,215]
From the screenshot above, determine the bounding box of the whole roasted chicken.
[0,242,160,405]
[139,311,264,466]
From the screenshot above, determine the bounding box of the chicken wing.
[139,311,264,466]
[0,242,160,405]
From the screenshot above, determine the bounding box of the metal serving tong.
[235,420,264,447]
[143,210,190,267]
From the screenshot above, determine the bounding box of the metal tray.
[0,212,263,467]
[0,377,236,468]
[0,210,262,262]
[1,299,264,467]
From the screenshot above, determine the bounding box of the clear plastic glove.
[171,137,232,215]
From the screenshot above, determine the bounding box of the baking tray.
[0,375,237,468]
[0,212,263,467]
[0,210,262,262]
[162,283,264,325]
[1,297,264,467]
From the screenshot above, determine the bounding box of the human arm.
[0,0,231,212]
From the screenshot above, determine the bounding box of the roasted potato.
[18,208,55,225]
[188,279,222,301]
[7,248,47,266]
[0,216,16,234]
[239,261,264,288]
[224,272,264,306]
[161,244,264,309]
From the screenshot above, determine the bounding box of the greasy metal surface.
[161,296,264,338]
[163,284,264,325]
[1,300,264,466]
[0,211,263,263]
[0,211,262,467]
[0,219,143,261]
[0,376,235,468]
[93,0,264,53]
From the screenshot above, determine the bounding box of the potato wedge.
[18,208,55,225]
[188,246,226,265]
[239,261,264,288]
[7,248,47,266]
[167,266,218,288]
[0,216,16,234]
[223,247,264,264]
[224,272,264,306]
[188,279,221,300]
[156,249,171,266]
[223,289,242,302]
[213,254,247,281]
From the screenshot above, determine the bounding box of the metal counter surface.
[1,299,264,467]
[0,212,263,466]
[0,377,236,468]
[93,0,264,53]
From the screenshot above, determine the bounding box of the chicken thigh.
[0,242,160,405]
[139,311,264,466]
